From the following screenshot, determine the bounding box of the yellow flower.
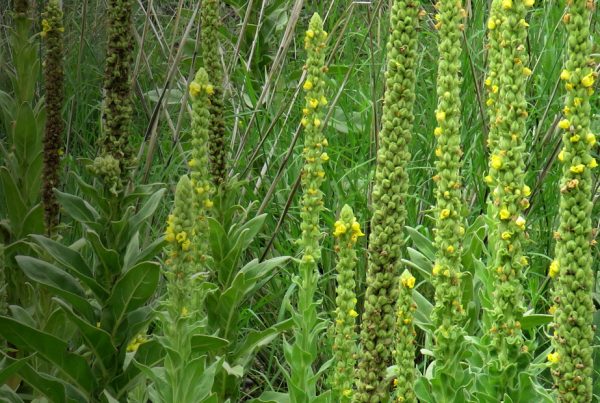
[333,221,347,237]
[560,70,570,81]
[446,245,455,254]
[589,158,598,169]
[314,118,322,127]
[520,256,529,266]
[486,98,494,106]
[321,138,328,146]
[485,77,492,86]
[558,149,565,162]
[524,0,534,6]
[303,108,309,115]
[484,175,493,184]
[522,67,532,76]
[205,84,215,95]
[349,309,359,318]
[165,230,175,243]
[303,80,313,91]
[570,164,585,174]
[434,127,443,136]
[522,185,531,197]
[400,271,416,289]
[181,239,191,251]
[440,209,451,219]
[492,85,499,94]
[176,231,187,243]
[435,147,442,157]
[189,81,202,97]
[487,19,496,30]
[320,96,328,106]
[570,134,580,143]
[432,264,441,276]
[342,390,352,398]
[516,216,526,230]
[501,231,511,240]
[548,305,557,315]
[547,352,560,364]
[502,0,512,9]
[558,119,570,130]
[499,208,510,220]
[309,98,319,108]
[573,97,582,106]
[491,154,503,170]
[581,73,595,88]
[436,111,446,122]
[301,118,309,127]
[306,29,315,39]
[204,199,214,209]
[549,260,559,278]
[188,158,198,167]
[586,132,596,145]
[320,152,329,161]
[565,83,574,91]
[317,170,325,178]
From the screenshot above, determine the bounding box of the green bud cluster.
[41,0,65,233]
[331,205,364,402]
[188,68,215,261]
[394,270,417,403]
[164,175,197,315]
[549,1,597,400]
[484,0,534,365]
[98,0,134,175]
[430,0,466,369]
[200,0,227,185]
[287,13,329,401]
[89,154,122,195]
[354,1,419,401]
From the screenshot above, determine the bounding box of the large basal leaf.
[30,235,107,299]
[0,317,96,395]
[15,256,96,322]
[54,299,117,375]
[106,261,160,332]
[55,190,100,224]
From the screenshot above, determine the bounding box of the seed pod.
[99,0,134,176]
[550,0,596,400]
[41,0,65,233]
[354,1,419,401]
[200,0,227,185]
[331,205,363,402]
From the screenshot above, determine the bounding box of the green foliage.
[0,179,164,402]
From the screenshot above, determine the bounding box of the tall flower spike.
[354,1,419,400]
[286,13,328,402]
[430,0,467,392]
[331,205,363,402]
[550,0,596,400]
[484,0,531,392]
[200,0,227,185]
[164,175,197,313]
[41,0,65,233]
[188,68,214,262]
[98,0,134,176]
[14,0,29,15]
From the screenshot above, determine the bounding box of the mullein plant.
[548,1,597,400]
[93,0,135,187]
[331,205,364,402]
[429,0,468,398]
[354,0,419,401]
[40,0,65,233]
[483,0,535,396]
[285,13,330,402]
[200,0,227,186]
